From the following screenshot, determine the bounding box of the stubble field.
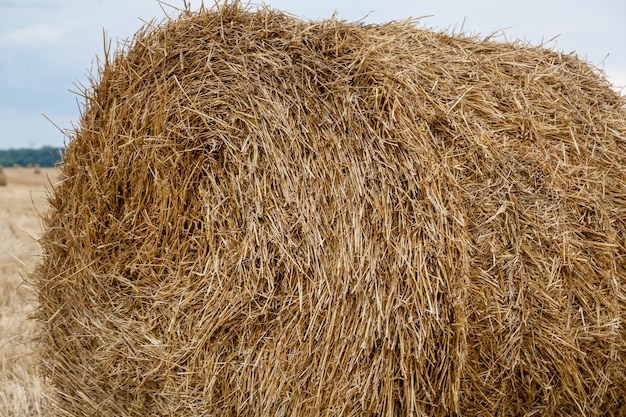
[0,167,57,416]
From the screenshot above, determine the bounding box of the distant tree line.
[0,146,65,168]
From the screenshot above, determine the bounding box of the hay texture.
[34,3,626,416]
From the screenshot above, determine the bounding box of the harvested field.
[34,2,626,416]
[0,167,57,417]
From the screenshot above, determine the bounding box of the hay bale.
[34,3,626,416]
[0,174,6,186]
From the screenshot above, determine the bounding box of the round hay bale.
[0,173,6,186]
[34,3,626,416]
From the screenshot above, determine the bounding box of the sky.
[0,0,624,150]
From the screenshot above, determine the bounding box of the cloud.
[0,0,56,8]
[0,104,70,149]
[0,23,64,46]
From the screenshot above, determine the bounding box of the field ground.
[0,167,57,416]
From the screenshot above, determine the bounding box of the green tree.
[0,146,64,167]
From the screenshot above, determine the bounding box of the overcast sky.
[0,0,624,150]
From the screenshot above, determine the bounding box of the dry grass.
[33,2,626,416]
[0,168,56,416]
